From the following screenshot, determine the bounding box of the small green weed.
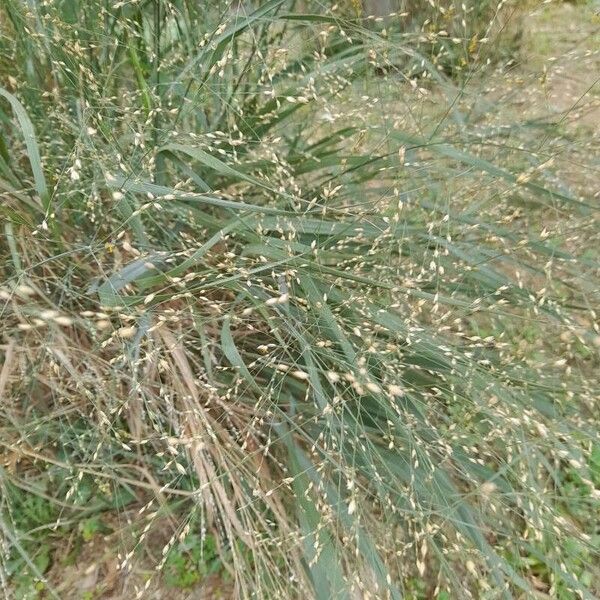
[164,533,223,589]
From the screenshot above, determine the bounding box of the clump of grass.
[0,1,599,598]
[352,0,523,75]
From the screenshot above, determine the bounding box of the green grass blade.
[0,86,49,209]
